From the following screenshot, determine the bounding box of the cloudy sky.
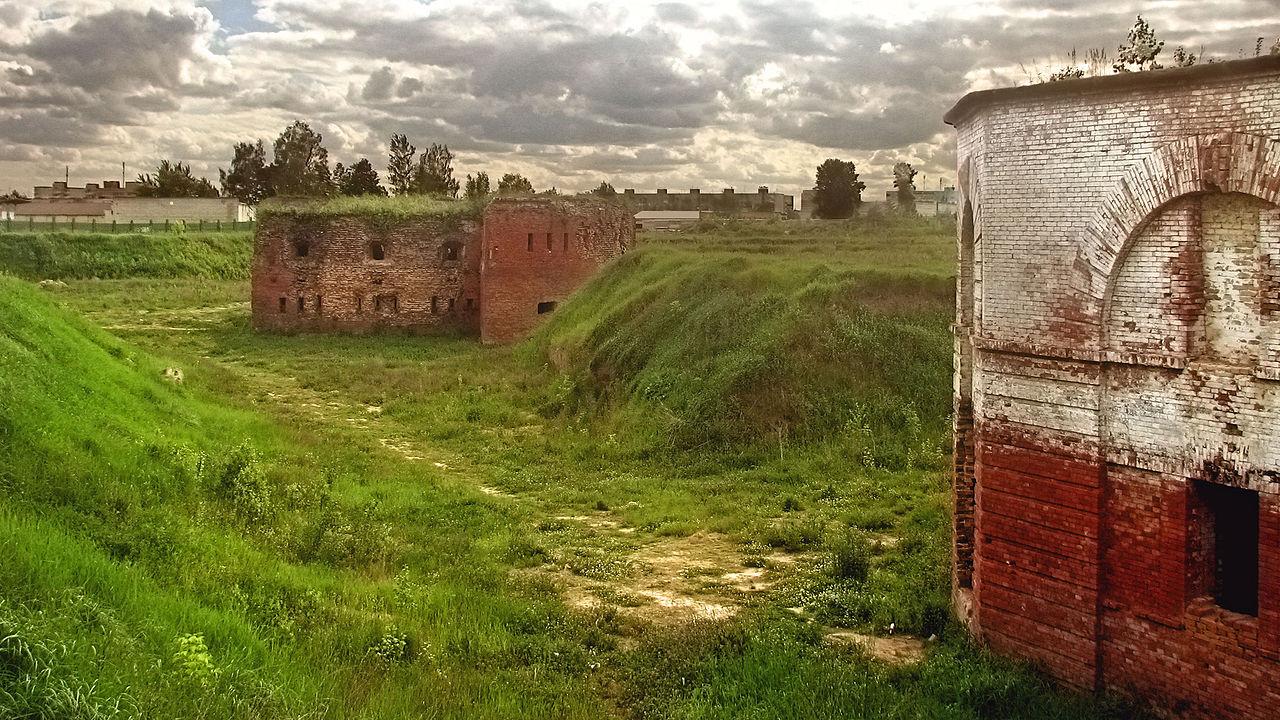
[1,0,1277,200]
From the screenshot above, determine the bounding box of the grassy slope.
[0,230,252,280]
[1,220,1148,719]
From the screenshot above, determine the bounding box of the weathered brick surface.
[251,197,632,342]
[948,56,1280,717]
[480,197,634,344]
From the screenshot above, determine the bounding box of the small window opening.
[297,296,305,313]
[442,243,461,261]
[355,295,362,313]
[369,242,385,260]
[374,296,382,312]
[315,295,322,315]
[563,232,569,251]
[527,233,534,251]
[431,296,439,314]
[465,298,474,311]
[294,241,309,257]
[278,297,287,313]
[537,300,558,314]
[1196,481,1259,616]
[546,233,553,251]
[448,298,456,313]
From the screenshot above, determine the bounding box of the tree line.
[127,120,545,205]
[809,158,918,219]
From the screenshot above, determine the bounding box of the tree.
[220,141,271,205]
[497,172,534,195]
[335,158,386,196]
[410,143,459,198]
[270,121,334,197]
[136,160,219,198]
[811,159,865,219]
[1113,16,1163,72]
[590,181,616,197]
[464,171,491,200]
[1171,46,1198,67]
[1,189,29,202]
[893,162,918,215]
[387,133,416,196]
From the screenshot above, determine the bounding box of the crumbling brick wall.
[251,196,632,342]
[946,56,1280,718]
[479,197,634,344]
[252,214,482,333]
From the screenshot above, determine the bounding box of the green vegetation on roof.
[257,195,487,222]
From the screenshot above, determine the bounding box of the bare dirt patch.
[825,630,928,665]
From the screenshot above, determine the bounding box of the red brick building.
[251,196,633,343]
[947,56,1280,718]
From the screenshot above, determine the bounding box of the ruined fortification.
[251,195,633,343]
[948,55,1280,718]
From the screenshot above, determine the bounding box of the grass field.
[0,217,1148,718]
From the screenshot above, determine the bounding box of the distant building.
[1,197,254,224]
[884,187,958,215]
[621,186,794,215]
[634,210,701,231]
[33,180,144,200]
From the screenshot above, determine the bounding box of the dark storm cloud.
[362,67,397,101]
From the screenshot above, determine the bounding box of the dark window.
[448,298,456,312]
[294,241,309,257]
[297,296,305,313]
[315,295,322,315]
[546,233,553,251]
[465,298,474,311]
[1196,481,1259,616]
[369,242,385,260]
[279,297,287,313]
[443,243,460,261]
[563,232,569,251]
[431,296,439,314]
[537,300,557,314]
[355,295,362,313]
[527,233,533,251]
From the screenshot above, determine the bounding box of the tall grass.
[0,230,252,280]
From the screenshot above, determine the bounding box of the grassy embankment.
[0,218,1145,718]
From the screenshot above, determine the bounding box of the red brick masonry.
[251,196,633,343]
[946,56,1280,718]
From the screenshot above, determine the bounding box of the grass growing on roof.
[256,194,487,222]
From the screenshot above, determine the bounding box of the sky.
[0,0,1277,199]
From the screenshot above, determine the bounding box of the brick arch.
[1066,133,1280,338]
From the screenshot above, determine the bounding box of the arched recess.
[1062,133,1280,340]
[953,155,979,595]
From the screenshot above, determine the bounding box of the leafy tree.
[590,181,616,197]
[270,121,334,197]
[136,160,219,198]
[410,143,459,198]
[387,133,416,196]
[893,162,918,215]
[1,189,29,202]
[1171,46,1198,67]
[497,172,535,196]
[220,140,271,205]
[1113,16,1164,72]
[811,159,865,219]
[335,158,386,196]
[464,171,491,200]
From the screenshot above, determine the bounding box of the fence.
[1,217,256,234]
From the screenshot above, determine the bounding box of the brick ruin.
[947,55,1280,718]
[251,196,633,343]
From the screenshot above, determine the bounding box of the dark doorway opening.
[537,301,557,314]
[1196,481,1259,616]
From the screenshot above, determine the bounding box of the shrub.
[172,633,219,688]
[828,530,872,582]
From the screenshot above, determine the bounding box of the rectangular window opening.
[355,295,362,314]
[465,298,474,311]
[1195,481,1259,616]
[537,300,558,314]
[297,296,305,313]
[546,232,553,251]
[278,297,287,313]
[527,233,533,251]
[431,296,439,314]
[315,295,322,315]
[563,232,569,251]
[447,297,456,312]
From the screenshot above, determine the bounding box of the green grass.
[0,230,252,280]
[257,195,486,222]
[0,218,1152,719]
